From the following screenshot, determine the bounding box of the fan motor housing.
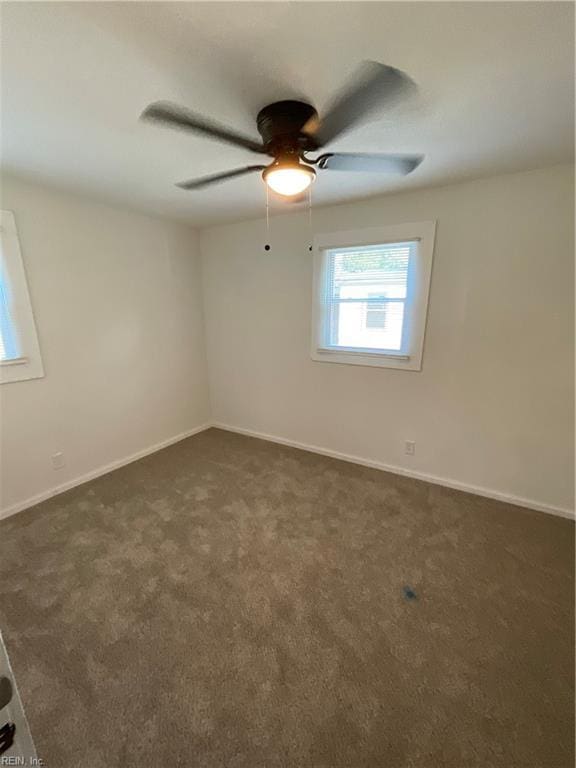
[257,100,318,155]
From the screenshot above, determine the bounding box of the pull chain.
[264,185,271,251]
[308,185,313,251]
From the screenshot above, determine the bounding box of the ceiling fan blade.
[176,165,266,190]
[317,152,423,175]
[142,101,266,154]
[306,61,416,148]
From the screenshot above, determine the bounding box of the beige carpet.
[0,428,573,767]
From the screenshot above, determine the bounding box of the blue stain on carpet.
[403,586,417,600]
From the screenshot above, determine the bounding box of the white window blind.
[321,241,416,354]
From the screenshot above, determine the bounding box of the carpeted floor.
[0,427,573,767]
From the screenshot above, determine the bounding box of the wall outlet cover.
[51,452,65,470]
[404,441,416,456]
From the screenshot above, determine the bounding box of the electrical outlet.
[404,440,416,456]
[51,452,65,470]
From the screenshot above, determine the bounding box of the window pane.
[331,300,405,350]
[332,244,410,300]
[324,242,412,352]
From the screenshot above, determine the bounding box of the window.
[311,222,436,370]
[1,210,44,384]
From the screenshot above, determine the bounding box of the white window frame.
[1,210,44,384]
[311,221,436,371]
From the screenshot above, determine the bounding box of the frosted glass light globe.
[263,164,315,197]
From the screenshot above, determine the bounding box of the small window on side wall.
[311,221,436,371]
[1,210,44,384]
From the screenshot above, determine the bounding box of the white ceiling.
[1,2,574,226]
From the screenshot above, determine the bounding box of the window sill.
[0,356,44,384]
[320,346,410,359]
[312,347,421,371]
[0,357,29,367]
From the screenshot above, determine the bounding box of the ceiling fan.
[141,61,423,198]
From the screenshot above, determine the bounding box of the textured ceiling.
[1,2,574,226]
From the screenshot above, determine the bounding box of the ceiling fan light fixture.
[262,160,316,197]
[144,62,423,196]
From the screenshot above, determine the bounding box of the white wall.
[2,166,573,518]
[201,164,575,515]
[0,176,210,515]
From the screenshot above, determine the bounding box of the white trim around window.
[311,221,436,371]
[0,210,44,384]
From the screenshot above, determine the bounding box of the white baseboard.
[3,421,573,523]
[0,423,212,521]
[213,422,575,521]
